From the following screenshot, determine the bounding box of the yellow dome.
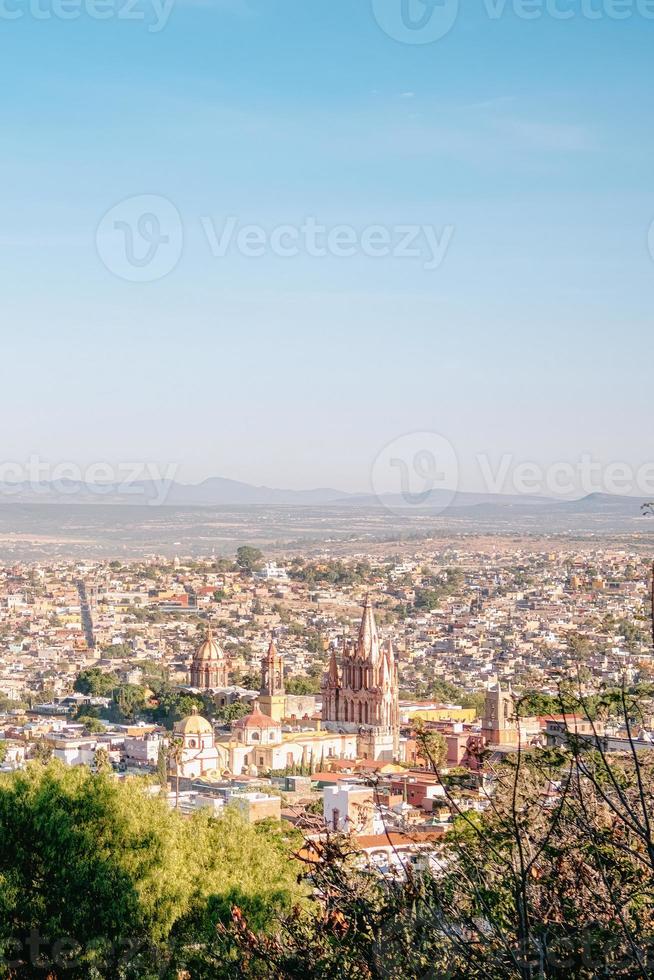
[174,711,213,736]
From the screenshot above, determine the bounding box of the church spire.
[357,594,380,664]
[326,645,340,688]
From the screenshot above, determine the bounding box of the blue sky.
[1,0,653,494]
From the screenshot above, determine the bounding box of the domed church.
[172,708,222,777]
[189,627,230,689]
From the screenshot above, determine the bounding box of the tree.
[459,691,486,717]
[216,701,252,723]
[567,631,591,663]
[76,715,106,734]
[286,676,321,696]
[30,742,53,764]
[101,643,133,659]
[149,691,205,730]
[111,684,148,723]
[413,722,447,768]
[156,741,168,790]
[94,746,111,773]
[73,668,116,697]
[231,682,654,979]
[167,736,184,810]
[414,588,442,611]
[235,546,264,574]
[0,763,304,978]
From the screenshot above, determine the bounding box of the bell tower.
[259,635,286,722]
[482,682,519,746]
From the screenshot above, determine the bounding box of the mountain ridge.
[0,478,646,515]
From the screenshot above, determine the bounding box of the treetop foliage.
[0,763,304,978]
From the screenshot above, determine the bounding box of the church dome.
[233,706,281,730]
[194,628,224,663]
[175,710,213,736]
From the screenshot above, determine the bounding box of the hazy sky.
[2,0,653,495]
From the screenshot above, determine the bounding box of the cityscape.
[2,0,654,976]
[1,531,653,974]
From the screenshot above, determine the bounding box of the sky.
[1,0,653,498]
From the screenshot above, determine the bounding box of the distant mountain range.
[0,478,648,517]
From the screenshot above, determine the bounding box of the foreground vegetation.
[4,686,654,978]
[235,686,654,979]
[0,764,303,978]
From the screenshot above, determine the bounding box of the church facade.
[173,597,401,779]
[321,596,400,762]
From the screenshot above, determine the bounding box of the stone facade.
[481,682,519,746]
[321,597,400,761]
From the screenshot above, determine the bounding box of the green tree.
[76,715,106,734]
[414,722,447,768]
[286,676,321,696]
[94,746,111,773]
[73,668,116,697]
[30,742,53,764]
[111,683,149,723]
[0,763,304,978]
[156,741,168,790]
[150,691,205,730]
[216,701,252,723]
[235,546,264,573]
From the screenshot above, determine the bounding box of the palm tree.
[167,737,183,810]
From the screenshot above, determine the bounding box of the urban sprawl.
[0,541,652,873]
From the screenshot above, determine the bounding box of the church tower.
[321,597,400,761]
[189,627,229,689]
[259,635,286,722]
[481,681,518,746]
